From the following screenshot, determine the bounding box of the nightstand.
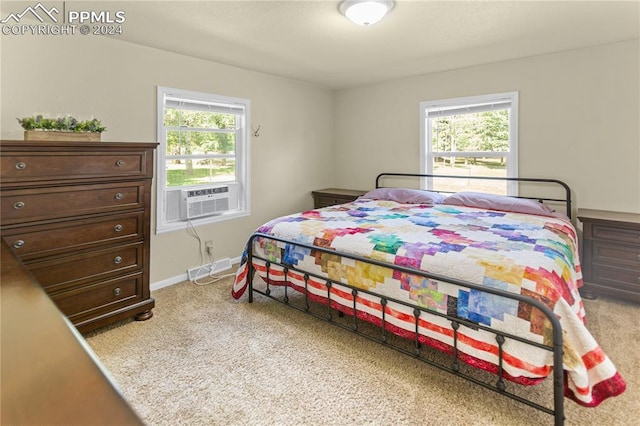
[312,188,368,208]
[578,209,640,303]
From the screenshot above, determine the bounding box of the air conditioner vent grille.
[180,185,231,219]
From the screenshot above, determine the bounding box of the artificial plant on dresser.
[0,140,157,333]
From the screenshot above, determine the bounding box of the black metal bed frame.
[375,173,572,219]
[246,174,572,425]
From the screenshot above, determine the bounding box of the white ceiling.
[105,0,639,89]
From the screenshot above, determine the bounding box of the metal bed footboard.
[247,233,565,425]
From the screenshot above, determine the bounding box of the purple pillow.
[441,192,555,217]
[360,188,446,205]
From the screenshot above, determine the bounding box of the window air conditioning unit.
[180,186,231,220]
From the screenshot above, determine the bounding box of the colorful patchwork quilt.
[232,199,626,407]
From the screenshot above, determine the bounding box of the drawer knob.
[114,224,123,232]
[15,162,26,170]
[12,240,25,249]
[115,159,125,167]
[13,201,25,210]
[113,287,122,296]
[114,256,123,264]
[114,192,124,200]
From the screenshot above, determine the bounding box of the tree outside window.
[421,92,518,194]
[164,108,237,187]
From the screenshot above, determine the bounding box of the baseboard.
[150,274,188,292]
[150,256,241,292]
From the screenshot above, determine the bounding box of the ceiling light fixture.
[339,0,395,26]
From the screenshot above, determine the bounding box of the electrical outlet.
[205,240,214,255]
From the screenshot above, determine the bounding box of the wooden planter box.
[24,130,101,142]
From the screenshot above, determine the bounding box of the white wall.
[1,34,335,283]
[334,40,640,215]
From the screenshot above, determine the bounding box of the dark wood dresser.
[578,208,640,303]
[0,140,157,333]
[312,188,367,208]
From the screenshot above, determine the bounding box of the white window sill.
[155,210,250,234]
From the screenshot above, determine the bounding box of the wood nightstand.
[312,188,368,208]
[578,209,640,303]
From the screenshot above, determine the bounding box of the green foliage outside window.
[166,159,236,187]
[431,109,510,194]
[165,109,237,187]
[431,110,509,155]
[165,109,236,155]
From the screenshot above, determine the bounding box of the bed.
[232,173,626,425]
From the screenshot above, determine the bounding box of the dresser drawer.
[1,182,146,225]
[590,223,640,244]
[1,151,150,182]
[51,273,143,320]
[2,212,144,260]
[315,196,347,208]
[592,240,640,269]
[28,242,144,292]
[591,264,640,292]
[312,189,367,209]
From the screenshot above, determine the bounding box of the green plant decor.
[17,115,106,133]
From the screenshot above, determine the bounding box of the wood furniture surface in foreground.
[0,241,143,425]
[0,140,157,332]
[312,188,368,208]
[578,208,640,302]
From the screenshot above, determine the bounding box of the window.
[420,92,518,195]
[156,86,250,233]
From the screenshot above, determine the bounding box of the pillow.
[441,191,555,217]
[360,188,446,205]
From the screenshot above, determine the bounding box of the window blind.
[164,96,245,115]
[426,100,511,118]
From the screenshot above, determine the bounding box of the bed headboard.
[375,173,573,219]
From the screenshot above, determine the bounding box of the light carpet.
[86,276,639,425]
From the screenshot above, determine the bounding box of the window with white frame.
[156,86,251,233]
[420,92,518,195]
